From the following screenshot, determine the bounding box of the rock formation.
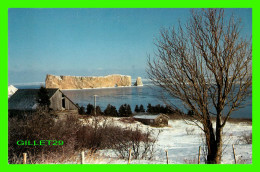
[45,74,132,90]
[134,77,143,86]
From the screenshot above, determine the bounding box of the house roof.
[133,113,169,120]
[8,88,58,110]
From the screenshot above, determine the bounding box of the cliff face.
[134,77,143,86]
[45,74,132,89]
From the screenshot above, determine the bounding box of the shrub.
[118,117,136,124]
[184,157,198,164]
[9,110,159,163]
[237,156,250,164]
[76,116,159,160]
[238,132,252,144]
[108,125,160,160]
[8,109,81,164]
[76,116,108,150]
[185,127,195,135]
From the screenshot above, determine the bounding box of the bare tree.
[147,9,252,164]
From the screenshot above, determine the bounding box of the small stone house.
[8,88,79,116]
[133,113,169,127]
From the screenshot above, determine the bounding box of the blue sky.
[8,8,252,84]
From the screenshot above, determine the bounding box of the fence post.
[81,151,85,164]
[198,146,201,164]
[165,150,169,164]
[232,144,237,164]
[128,149,132,164]
[23,153,27,164]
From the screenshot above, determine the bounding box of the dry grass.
[210,117,252,125]
[81,149,113,164]
[9,110,160,164]
[8,110,81,164]
[237,132,252,144]
[183,157,198,164]
[237,156,251,164]
[166,112,252,125]
[118,117,136,124]
[168,113,196,121]
[185,127,195,135]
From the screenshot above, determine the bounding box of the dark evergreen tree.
[119,104,126,117]
[104,104,118,116]
[104,104,111,116]
[134,105,140,113]
[126,104,132,116]
[187,110,194,116]
[78,106,86,115]
[86,103,94,115]
[96,106,103,115]
[160,105,167,113]
[139,104,145,112]
[147,103,152,113]
[110,105,118,117]
[155,104,161,113]
[119,104,132,117]
[165,105,174,114]
[37,86,50,110]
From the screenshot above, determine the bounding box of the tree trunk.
[206,137,222,163]
[204,117,223,164]
[215,127,223,164]
[215,112,223,163]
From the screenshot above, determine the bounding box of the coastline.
[60,85,141,91]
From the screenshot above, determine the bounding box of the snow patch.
[79,117,252,164]
[8,85,18,98]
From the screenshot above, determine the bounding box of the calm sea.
[14,81,252,119]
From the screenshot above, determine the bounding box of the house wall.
[49,91,78,110]
[64,96,78,110]
[49,91,62,110]
[134,118,154,125]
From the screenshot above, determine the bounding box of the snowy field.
[80,117,252,164]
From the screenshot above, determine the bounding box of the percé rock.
[45,74,132,90]
[134,77,143,86]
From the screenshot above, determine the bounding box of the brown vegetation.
[8,110,159,164]
[237,132,252,144]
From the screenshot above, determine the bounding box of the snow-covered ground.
[8,85,18,98]
[81,118,252,164]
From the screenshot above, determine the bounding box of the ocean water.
[62,85,183,112]
[14,82,252,119]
